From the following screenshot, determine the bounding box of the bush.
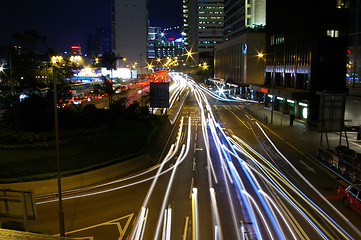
[1,221,25,231]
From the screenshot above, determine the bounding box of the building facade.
[251,0,349,126]
[214,0,266,95]
[155,40,185,59]
[112,0,148,69]
[214,33,265,87]
[224,0,266,41]
[148,26,162,59]
[183,0,224,62]
[86,27,112,59]
[347,0,361,90]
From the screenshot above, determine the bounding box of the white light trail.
[258,190,298,240]
[130,118,186,240]
[192,188,199,240]
[254,122,360,239]
[242,190,275,240]
[154,117,191,240]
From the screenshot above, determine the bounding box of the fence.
[318,147,361,183]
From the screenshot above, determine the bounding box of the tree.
[100,52,122,70]
[99,76,120,109]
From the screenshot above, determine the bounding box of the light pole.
[52,59,65,237]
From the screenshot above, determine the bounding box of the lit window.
[327,29,339,37]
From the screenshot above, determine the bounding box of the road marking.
[226,106,251,129]
[299,161,316,174]
[189,178,194,199]
[195,132,198,140]
[63,213,134,240]
[183,216,189,240]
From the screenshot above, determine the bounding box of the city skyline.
[0,0,182,52]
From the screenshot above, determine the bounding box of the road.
[16,73,361,239]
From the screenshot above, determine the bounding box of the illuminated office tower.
[183,0,224,61]
[224,0,266,41]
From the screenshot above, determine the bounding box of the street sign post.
[0,188,37,231]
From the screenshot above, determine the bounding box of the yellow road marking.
[63,213,134,239]
[183,216,189,240]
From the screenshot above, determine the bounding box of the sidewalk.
[245,103,361,155]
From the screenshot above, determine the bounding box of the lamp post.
[52,58,65,237]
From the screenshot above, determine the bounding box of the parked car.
[338,184,361,215]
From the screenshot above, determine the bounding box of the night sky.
[0,0,182,52]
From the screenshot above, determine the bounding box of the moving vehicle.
[338,184,361,215]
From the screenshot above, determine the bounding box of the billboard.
[150,82,169,108]
[318,92,346,132]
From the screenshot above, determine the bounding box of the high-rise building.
[148,26,162,59]
[251,0,349,126]
[86,27,112,59]
[223,0,266,41]
[155,39,185,59]
[112,0,148,69]
[214,0,266,91]
[347,0,361,89]
[183,0,224,62]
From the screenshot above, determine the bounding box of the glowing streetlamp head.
[257,52,264,58]
[52,56,63,64]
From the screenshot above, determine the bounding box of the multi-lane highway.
[22,73,361,239]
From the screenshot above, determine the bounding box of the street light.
[52,57,65,237]
[257,52,264,58]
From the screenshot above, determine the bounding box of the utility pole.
[9,48,14,95]
[53,66,65,237]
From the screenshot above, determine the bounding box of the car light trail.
[192,188,199,240]
[223,144,328,239]
[253,122,359,239]
[130,118,187,240]
[230,138,332,239]
[258,190,298,240]
[215,124,284,240]
[37,119,189,205]
[241,190,275,240]
[228,133,354,240]
[161,206,172,240]
[154,117,191,240]
[193,88,218,185]
[129,207,149,240]
[210,188,223,240]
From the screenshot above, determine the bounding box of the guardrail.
[318,147,361,183]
